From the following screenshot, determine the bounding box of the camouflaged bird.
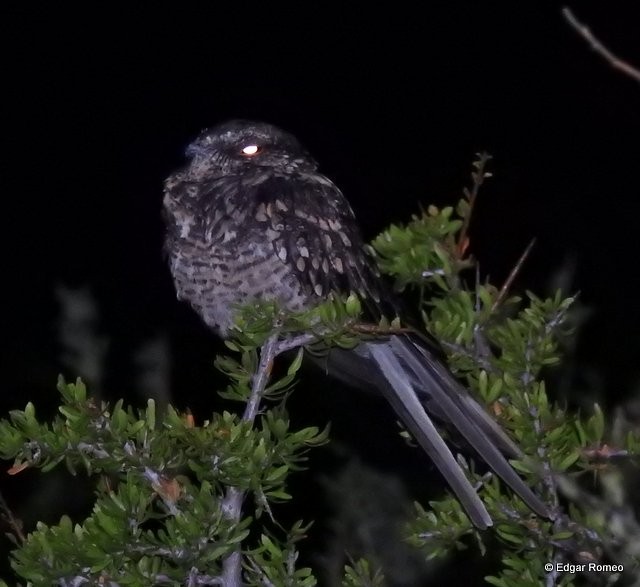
[163,120,548,529]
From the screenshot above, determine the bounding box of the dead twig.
[491,238,536,313]
[0,489,26,545]
[562,7,640,83]
[456,152,492,259]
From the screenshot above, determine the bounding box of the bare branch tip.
[562,6,640,83]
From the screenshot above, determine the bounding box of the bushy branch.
[0,336,329,584]
[371,154,640,585]
[2,154,639,585]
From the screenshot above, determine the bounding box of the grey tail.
[355,336,548,528]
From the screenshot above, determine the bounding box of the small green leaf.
[287,347,304,376]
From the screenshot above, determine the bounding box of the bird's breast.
[166,224,310,336]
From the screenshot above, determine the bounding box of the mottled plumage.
[163,120,383,336]
[163,120,548,529]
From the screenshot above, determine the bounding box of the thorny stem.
[220,331,317,587]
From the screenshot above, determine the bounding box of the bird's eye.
[241,144,261,156]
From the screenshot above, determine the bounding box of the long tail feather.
[381,337,548,518]
[336,335,549,526]
[313,334,549,527]
[367,341,494,528]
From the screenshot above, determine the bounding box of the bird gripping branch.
[163,119,548,529]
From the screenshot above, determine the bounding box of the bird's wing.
[232,172,391,313]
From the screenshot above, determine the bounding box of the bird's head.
[184,120,318,177]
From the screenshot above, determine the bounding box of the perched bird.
[163,119,548,529]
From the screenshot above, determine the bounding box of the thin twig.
[220,331,317,586]
[242,335,279,422]
[562,7,640,83]
[472,262,493,363]
[350,323,412,336]
[220,334,280,587]
[456,152,492,259]
[0,488,25,544]
[274,333,318,356]
[491,238,536,313]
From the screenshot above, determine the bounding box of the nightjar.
[163,119,548,529]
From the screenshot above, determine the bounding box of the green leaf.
[287,347,305,376]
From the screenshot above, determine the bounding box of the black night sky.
[2,3,640,583]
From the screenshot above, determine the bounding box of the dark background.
[1,3,639,583]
